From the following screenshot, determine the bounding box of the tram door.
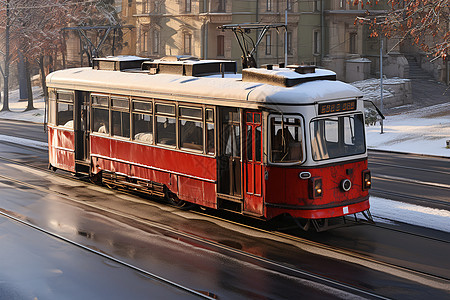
[218,107,241,197]
[74,91,90,164]
[243,111,264,215]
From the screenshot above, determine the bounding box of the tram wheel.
[166,193,196,210]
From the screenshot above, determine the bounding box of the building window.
[313,30,320,55]
[152,30,160,54]
[265,33,272,55]
[184,33,192,55]
[141,29,148,53]
[185,0,191,12]
[287,31,292,55]
[313,0,320,12]
[217,35,225,57]
[143,0,150,13]
[287,0,293,11]
[218,0,226,12]
[349,32,357,54]
[266,0,272,12]
[154,0,160,13]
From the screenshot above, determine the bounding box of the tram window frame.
[56,90,74,129]
[205,108,215,155]
[310,113,366,161]
[91,94,110,135]
[179,105,204,152]
[48,90,57,125]
[132,99,153,144]
[111,96,130,139]
[155,102,177,147]
[269,114,305,165]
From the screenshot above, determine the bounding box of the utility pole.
[1,0,11,111]
[380,38,384,134]
[284,9,288,67]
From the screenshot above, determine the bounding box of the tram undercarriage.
[291,209,375,232]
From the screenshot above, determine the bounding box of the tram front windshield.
[270,116,303,163]
[310,114,365,161]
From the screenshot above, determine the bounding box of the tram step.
[75,161,90,175]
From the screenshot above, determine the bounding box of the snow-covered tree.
[354,0,449,61]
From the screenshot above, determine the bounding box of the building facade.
[115,0,447,83]
[120,0,323,70]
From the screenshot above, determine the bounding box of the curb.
[368,148,450,160]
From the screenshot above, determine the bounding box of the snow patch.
[370,196,450,232]
[0,135,48,151]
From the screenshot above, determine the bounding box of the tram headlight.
[309,177,323,199]
[362,170,371,190]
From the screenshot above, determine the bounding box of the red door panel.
[243,112,264,215]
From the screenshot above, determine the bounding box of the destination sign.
[318,100,356,115]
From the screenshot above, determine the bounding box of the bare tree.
[0,0,120,111]
[355,0,449,60]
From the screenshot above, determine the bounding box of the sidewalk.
[385,78,449,115]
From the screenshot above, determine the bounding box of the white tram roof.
[46,66,362,106]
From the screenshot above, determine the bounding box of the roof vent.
[160,55,199,62]
[142,60,237,77]
[287,65,316,74]
[242,66,336,87]
[93,56,149,71]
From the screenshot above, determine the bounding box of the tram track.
[0,171,390,299]
[0,209,216,299]
[0,157,449,296]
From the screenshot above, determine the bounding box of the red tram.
[46,56,372,231]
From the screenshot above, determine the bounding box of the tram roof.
[46,67,363,105]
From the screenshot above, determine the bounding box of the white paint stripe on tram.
[0,134,48,151]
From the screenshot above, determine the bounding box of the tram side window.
[206,108,215,155]
[92,108,109,134]
[111,97,130,138]
[133,100,153,143]
[56,92,74,128]
[57,103,74,128]
[179,106,203,151]
[112,110,130,138]
[92,95,110,134]
[156,103,176,146]
[270,116,303,163]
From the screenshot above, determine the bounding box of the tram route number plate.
[318,100,356,115]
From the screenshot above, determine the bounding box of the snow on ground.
[0,86,45,123]
[366,102,450,157]
[0,86,449,233]
[370,197,450,232]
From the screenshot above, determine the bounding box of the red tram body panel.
[46,56,372,231]
[48,127,76,173]
[90,135,217,208]
[264,160,369,219]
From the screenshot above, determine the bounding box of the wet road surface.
[0,156,449,298]
[0,119,449,298]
